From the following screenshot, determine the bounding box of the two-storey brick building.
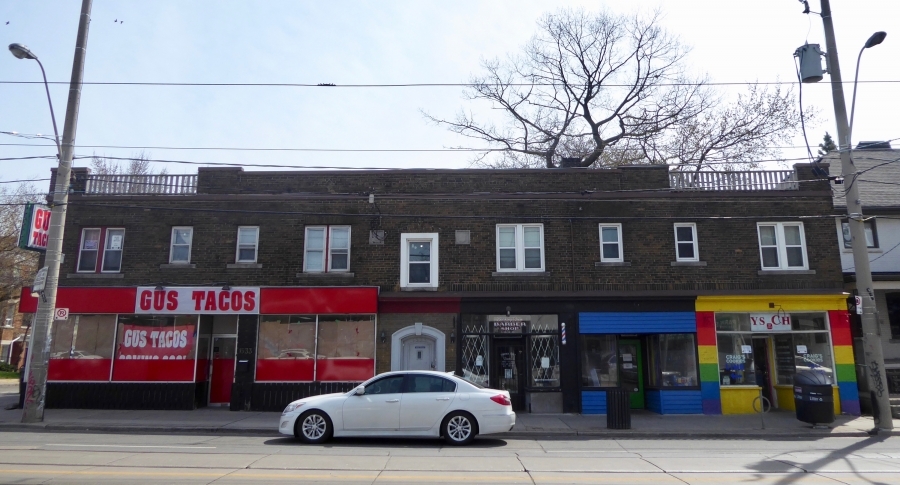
[18,162,858,416]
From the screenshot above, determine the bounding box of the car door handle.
[386,399,400,403]
[436,397,450,401]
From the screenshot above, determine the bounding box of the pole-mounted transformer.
[794,44,827,83]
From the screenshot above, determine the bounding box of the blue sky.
[2,0,897,184]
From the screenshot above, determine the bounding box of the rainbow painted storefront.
[696,295,858,415]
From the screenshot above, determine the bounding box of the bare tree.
[89,151,166,176]
[428,8,806,170]
[0,183,40,298]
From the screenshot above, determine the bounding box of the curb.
[0,423,871,439]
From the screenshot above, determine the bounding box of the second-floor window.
[304,226,350,272]
[841,219,878,249]
[169,227,193,263]
[400,233,439,288]
[758,222,808,270]
[496,224,544,271]
[673,223,698,262]
[77,228,125,273]
[599,224,623,262]
[236,226,259,263]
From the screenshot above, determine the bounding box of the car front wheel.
[294,410,332,444]
[442,411,476,445]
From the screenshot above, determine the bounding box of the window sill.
[67,273,125,279]
[670,261,707,267]
[758,269,816,275]
[492,271,550,277]
[296,272,355,278]
[595,262,631,267]
[227,263,263,269]
[400,287,438,292]
[160,263,196,269]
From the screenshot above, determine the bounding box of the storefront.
[19,286,379,410]
[578,310,702,415]
[696,295,858,415]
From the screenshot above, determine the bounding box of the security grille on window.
[673,223,698,262]
[758,222,808,270]
[77,228,125,273]
[496,224,544,271]
[599,224,623,262]
[304,226,351,272]
[236,226,259,263]
[400,233,439,288]
[841,220,878,249]
[169,227,193,263]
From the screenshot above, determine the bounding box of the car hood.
[288,392,345,407]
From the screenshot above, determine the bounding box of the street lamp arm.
[848,46,865,147]
[34,59,62,162]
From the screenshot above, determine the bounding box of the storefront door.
[402,336,436,371]
[493,340,525,411]
[209,336,236,404]
[751,337,774,406]
[618,339,644,409]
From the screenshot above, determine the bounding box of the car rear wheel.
[442,411,476,445]
[294,410,332,444]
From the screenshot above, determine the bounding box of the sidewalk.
[1,382,895,439]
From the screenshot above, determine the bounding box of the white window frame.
[400,233,439,289]
[303,225,351,273]
[169,226,193,264]
[673,223,699,262]
[839,219,878,250]
[495,224,545,272]
[598,223,624,263]
[100,228,125,273]
[235,226,260,263]
[76,228,102,273]
[757,222,809,270]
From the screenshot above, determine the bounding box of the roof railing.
[669,170,798,191]
[84,174,198,195]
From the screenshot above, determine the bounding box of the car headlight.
[283,402,304,414]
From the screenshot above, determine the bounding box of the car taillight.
[490,394,511,406]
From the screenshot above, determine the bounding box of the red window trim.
[76,227,124,274]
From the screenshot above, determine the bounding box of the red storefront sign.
[117,324,196,360]
[18,202,51,251]
[135,287,260,314]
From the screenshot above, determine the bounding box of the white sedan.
[279,370,516,445]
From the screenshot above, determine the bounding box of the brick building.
[17,162,858,416]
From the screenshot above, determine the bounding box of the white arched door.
[402,336,436,371]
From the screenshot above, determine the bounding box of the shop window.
[496,224,544,271]
[673,223,698,262]
[256,315,317,381]
[48,315,115,381]
[112,315,198,382]
[77,228,125,273]
[887,293,900,339]
[757,222,808,270]
[581,335,618,387]
[528,316,559,388]
[647,334,698,387]
[169,227,193,263]
[598,224,623,262]
[235,226,259,263]
[773,333,834,385]
[303,226,351,273]
[716,333,755,385]
[316,315,375,381]
[400,233,439,288]
[841,219,878,249]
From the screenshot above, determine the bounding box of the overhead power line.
[1,80,898,88]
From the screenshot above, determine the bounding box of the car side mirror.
[354,386,365,396]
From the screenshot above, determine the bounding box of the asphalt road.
[0,429,899,484]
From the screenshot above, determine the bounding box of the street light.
[849,32,887,144]
[8,44,63,158]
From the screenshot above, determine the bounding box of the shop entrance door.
[618,339,644,409]
[402,336,436,371]
[492,340,525,411]
[209,336,236,404]
[751,337,774,407]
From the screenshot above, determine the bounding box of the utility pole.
[818,0,893,431]
[21,0,93,423]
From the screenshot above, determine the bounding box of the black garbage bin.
[606,388,631,429]
[793,370,835,425]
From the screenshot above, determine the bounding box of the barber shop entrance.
[459,313,562,413]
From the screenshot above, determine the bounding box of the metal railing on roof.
[84,174,198,195]
[669,170,798,191]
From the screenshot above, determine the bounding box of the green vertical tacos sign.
[18,202,51,252]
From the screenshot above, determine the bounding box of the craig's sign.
[135,286,260,315]
[18,202,51,251]
[750,313,792,332]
